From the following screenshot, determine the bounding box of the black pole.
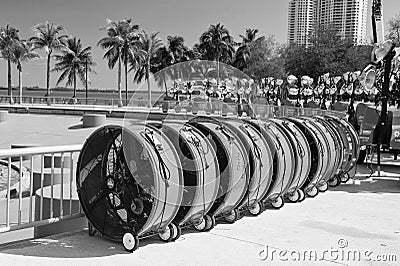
[379,46,396,173]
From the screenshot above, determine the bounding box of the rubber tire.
[287,191,300,203]
[170,223,181,241]
[271,196,284,209]
[297,190,306,202]
[224,209,240,223]
[306,186,319,198]
[340,173,351,183]
[158,224,174,242]
[329,176,341,187]
[318,182,329,192]
[123,232,139,252]
[193,217,207,231]
[204,214,216,232]
[249,202,263,216]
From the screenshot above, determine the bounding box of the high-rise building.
[287,0,368,46]
[287,0,316,46]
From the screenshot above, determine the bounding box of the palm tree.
[131,30,163,107]
[9,40,40,104]
[0,25,20,104]
[199,23,235,84]
[234,28,261,70]
[199,23,235,63]
[29,22,66,101]
[98,18,141,106]
[166,36,192,64]
[52,37,95,99]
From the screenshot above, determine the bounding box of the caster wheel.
[329,176,341,187]
[318,182,329,192]
[297,189,306,202]
[204,214,216,232]
[88,222,97,236]
[271,196,284,209]
[287,191,300,203]
[193,217,207,231]
[224,209,240,223]
[306,186,319,198]
[158,224,174,242]
[170,223,181,241]
[122,232,139,252]
[341,173,351,183]
[249,202,263,216]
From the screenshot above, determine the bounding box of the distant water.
[0,89,164,102]
[0,164,19,192]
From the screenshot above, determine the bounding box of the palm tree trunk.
[216,58,220,86]
[19,69,22,104]
[147,61,151,108]
[46,54,51,97]
[8,59,13,104]
[73,70,77,98]
[117,56,123,107]
[125,61,128,103]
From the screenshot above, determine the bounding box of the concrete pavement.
[0,113,399,265]
[0,164,399,266]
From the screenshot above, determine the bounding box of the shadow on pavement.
[330,178,400,194]
[0,228,196,258]
[329,163,400,194]
[68,124,85,130]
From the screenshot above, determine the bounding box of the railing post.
[29,157,34,223]
[60,153,64,218]
[40,155,44,220]
[69,153,73,215]
[6,157,11,227]
[18,156,22,225]
[50,153,54,219]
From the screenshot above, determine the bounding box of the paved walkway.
[0,165,399,266]
[0,113,399,265]
[0,113,127,150]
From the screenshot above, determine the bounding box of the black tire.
[249,202,263,216]
[297,190,306,202]
[204,214,216,232]
[287,191,300,203]
[158,224,174,242]
[170,224,181,241]
[224,209,240,223]
[271,196,284,209]
[340,173,351,183]
[329,176,341,187]
[306,186,319,198]
[318,182,329,192]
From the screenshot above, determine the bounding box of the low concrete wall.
[0,110,8,122]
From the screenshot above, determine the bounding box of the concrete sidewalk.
[0,165,399,266]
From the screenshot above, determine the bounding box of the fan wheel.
[122,232,139,252]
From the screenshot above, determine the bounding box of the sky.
[0,0,399,90]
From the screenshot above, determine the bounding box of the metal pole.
[378,46,396,176]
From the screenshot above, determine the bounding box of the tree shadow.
[330,177,400,194]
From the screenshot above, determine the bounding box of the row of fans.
[76,114,359,252]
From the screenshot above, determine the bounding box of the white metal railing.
[0,145,83,234]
